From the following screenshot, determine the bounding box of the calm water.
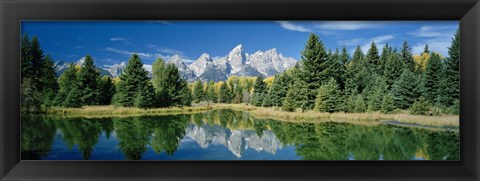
[21,109,459,160]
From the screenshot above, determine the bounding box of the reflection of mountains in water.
[184,124,283,158]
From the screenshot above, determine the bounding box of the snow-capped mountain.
[54,57,114,77]
[187,44,297,82]
[166,55,196,82]
[54,45,297,82]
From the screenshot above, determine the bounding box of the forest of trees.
[21,29,460,115]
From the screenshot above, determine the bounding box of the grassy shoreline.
[45,103,459,128]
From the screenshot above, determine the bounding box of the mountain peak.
[199,53,212,61]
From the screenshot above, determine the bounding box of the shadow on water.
[21,109,459,160]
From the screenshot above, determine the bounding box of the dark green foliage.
[192,80,205,103]
[98,76,115,105]
[410,97,429,115]
[39,55,59,106]
[112,54,150,107]
[296,33,329,110]
[151,58,191,107]
[424,53,443,104]
[365,76,388,112]
[379,44,393,75]
[442,29,460,107]
[365,41,381,74]
[314,78,342,113]
[206,80,217,103]
[380,93,396,113]
[78,55,101,105]
[54,63,79,107]
[392,69,421,109]
[400,41,415,72]
[21,35,58,110]
[424,44,430,54]
[218,82,232,103]
[63,86,82,108]
[21,78,42,112]
[134,82,157,109]
[325,48,345,90]
[383,52,405,89]
[267,73,292,107]
[353,94,366,113]
[251,75,267,106]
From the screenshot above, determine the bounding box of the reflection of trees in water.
[266,120,459,160]
[21,115,56,160]
[150,115,189,155]
[21,110,459,160]
[113,117,152,160]
[54,117,107,160]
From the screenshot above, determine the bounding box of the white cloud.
[412,37,452,56]
[105,47,153,58]
[315,21,381,31]
[338,35,395,54]
[110,37,128,41]
[110,37,132,45]
[408,25,457,56]
[409,25,457,38]
[146,44,187,59]
[277,21,312,33]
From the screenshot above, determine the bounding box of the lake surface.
[21,109,459,160]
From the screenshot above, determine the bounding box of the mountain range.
[55,44,297,82]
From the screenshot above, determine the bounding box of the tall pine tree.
[78,55,101,105]
[112,54,150,107]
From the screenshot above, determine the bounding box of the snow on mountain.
[166,55,196,82]
[54,45,297,82]
[103,62,126,78]
[248,48,297,77]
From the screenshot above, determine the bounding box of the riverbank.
[45,103,459,128]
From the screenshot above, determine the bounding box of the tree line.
[190,30,459,115]
[22,30,459,115]
[21,34,191,111]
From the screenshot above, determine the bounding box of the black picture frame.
[1,0,479,180]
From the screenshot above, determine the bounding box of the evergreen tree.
[392,69,420,109]
[218,82,232,103]
[151,58,192,107]
[30,36,45,88]
[206,80,217,103]
[353,94,366,113]
[314,78,342,113]
[383,52,405,89]
[442,29,460,108]
[39,55,58,106]
[424,53,443,104]
[21,78,42,112]
[112,54,150,107]
[63,86,82,108]
[379,44,393,75]
[365,41,381,74]
[380,93,396,113]
[400,41,415,72]
[192,80,205,103]
[21,34,33,82]
[325,48,344,90]
[78,55,101,105]
[347,45,370,93]
[424,44,430,54]
[134,82,157,108]
[54,63,79,107]
[98,76,116,105]
[251,75,267,106]
[410,97,429,115]
[365,76,388,112]
[267,73,292,107]
[296,33,329,110]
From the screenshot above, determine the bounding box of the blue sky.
[21,21,458,66]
